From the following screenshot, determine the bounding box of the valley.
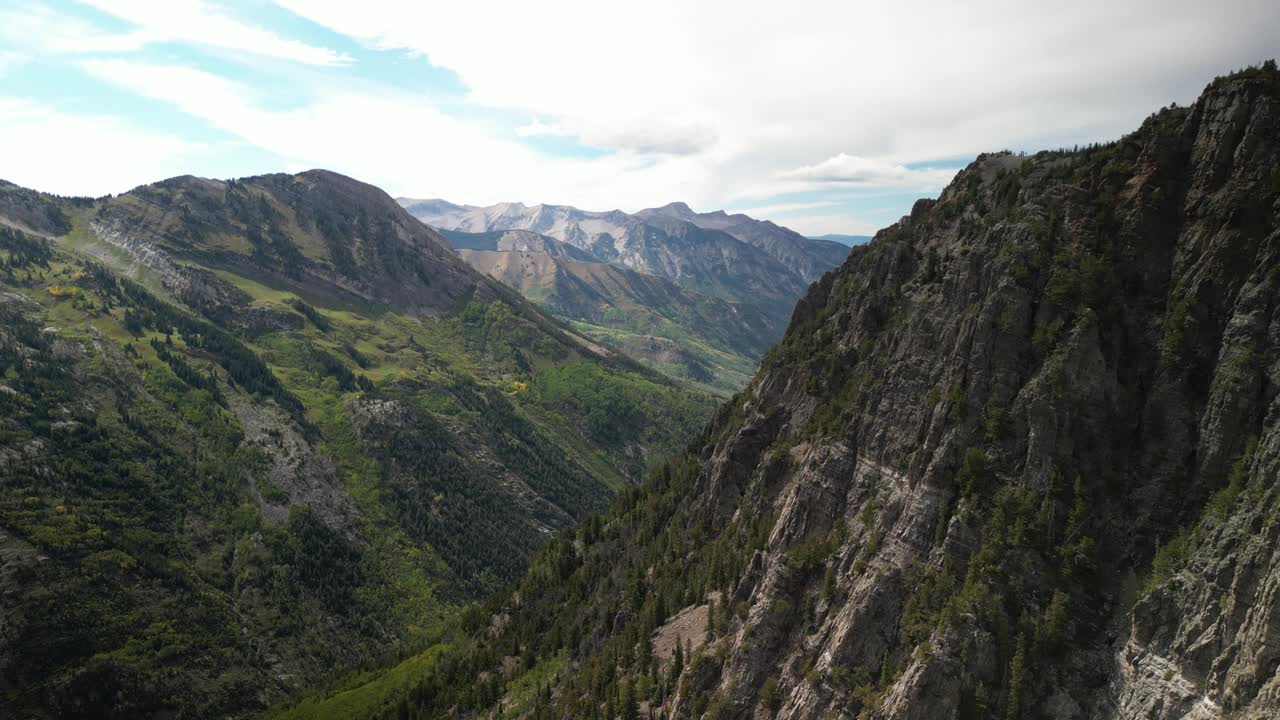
[401,199,849,394]
[1,2,1276,717]
[0,172,714,717]
[283,63,1280,720]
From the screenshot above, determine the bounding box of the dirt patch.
[653,591,721,668]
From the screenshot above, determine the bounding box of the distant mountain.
[0,171,715,718]
[808,232,873,246]
[399,199,849,391]
[635,201,850,282]
[451,228,782,392]
[399,198,815,308]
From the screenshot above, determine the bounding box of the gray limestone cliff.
[659,63,1280,720]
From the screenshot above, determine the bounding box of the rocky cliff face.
[363,64,1280,720]
[668,63,1280,720]
[670,63,1280,720]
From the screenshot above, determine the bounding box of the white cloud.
[517,117,717,156]
[0,5,148,54]
[770,212,886,237]
[0,98,207,196]
[729,199,843,216]
[779,154,957,190]
[77,59,718,209]
[269,0,1278,208]
[1,1,350,65]
[515,118,568,138]
[5,0,1278,225]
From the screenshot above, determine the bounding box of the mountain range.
[0,170,715,717]
[399,199,849,393]
[7,48,1280,720]
[287,62,1280,720]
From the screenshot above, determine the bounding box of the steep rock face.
[666,66,1280,720]
[228,390,359,533]
[362,65,1280,720]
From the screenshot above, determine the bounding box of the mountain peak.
[641,201,701,220]
[642,202,736,222]
[90,168,479,314]
[633,201,850,281]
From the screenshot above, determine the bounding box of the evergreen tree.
[669,635,684,688]
[621,678,639,720]
[639,628,653,672]
[1006,633,1027,720]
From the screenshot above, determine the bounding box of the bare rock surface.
[640,66,1280,720]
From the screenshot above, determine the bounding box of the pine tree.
[621,679,639,720]
[639,628,653,672]
[1005,633,1027,720]
[669,635,684,688]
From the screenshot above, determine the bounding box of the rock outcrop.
[654,63,1280,720]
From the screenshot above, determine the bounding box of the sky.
[0,1,1277,237]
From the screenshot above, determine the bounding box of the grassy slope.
[0,193,715,718]
[565,319,756,396]
[274,644,451,720]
